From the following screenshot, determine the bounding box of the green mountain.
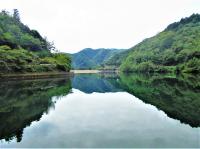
[71,48,125,69]
[104,49,130,68]
[120,14,200,73]
[0,10,71,73]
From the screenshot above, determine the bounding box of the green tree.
[13,9,20,22]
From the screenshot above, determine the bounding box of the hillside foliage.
[120,14,200,73]
[0,10,71,73]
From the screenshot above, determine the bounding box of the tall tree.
[13,9,20,22]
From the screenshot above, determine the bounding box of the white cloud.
[0,0,200,53]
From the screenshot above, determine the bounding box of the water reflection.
[0,78,71,142]
[118,73,200,127]
[72,73,122,93]
[0,73,200,147]
[72,73,200,127]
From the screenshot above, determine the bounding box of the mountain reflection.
[72,73,200,127]
[1,72,200,144]
[0,78,71,142]
[118,73,200,127]
[71,73,122,93]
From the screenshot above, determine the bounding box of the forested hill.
[0,9,71,73]
[120,14,200,73]
[71,48,126,69]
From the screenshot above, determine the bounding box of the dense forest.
[104,49,130,68]
[120,14,200,73]
[0,9,71,73]
[71,48,126,69]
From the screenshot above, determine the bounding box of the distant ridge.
[70,48,126,69]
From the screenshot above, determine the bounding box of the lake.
[0,73,200,148]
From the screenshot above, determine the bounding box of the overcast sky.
[0,0,200,53]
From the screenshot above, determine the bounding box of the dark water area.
[0,73,200,148]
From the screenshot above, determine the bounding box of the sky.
[0,0,200,53]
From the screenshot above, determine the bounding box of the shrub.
[183,58,200,73]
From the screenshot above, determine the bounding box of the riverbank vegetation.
[0,9,71,74]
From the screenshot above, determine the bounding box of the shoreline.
[70,70,101,74]
[0,72,73,81]
[71,69,119,74]
[0,69,119,81]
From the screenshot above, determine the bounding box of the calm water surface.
[0,73,200,148]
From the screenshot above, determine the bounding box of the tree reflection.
[119,73,200,127]
[0,78,71,142]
